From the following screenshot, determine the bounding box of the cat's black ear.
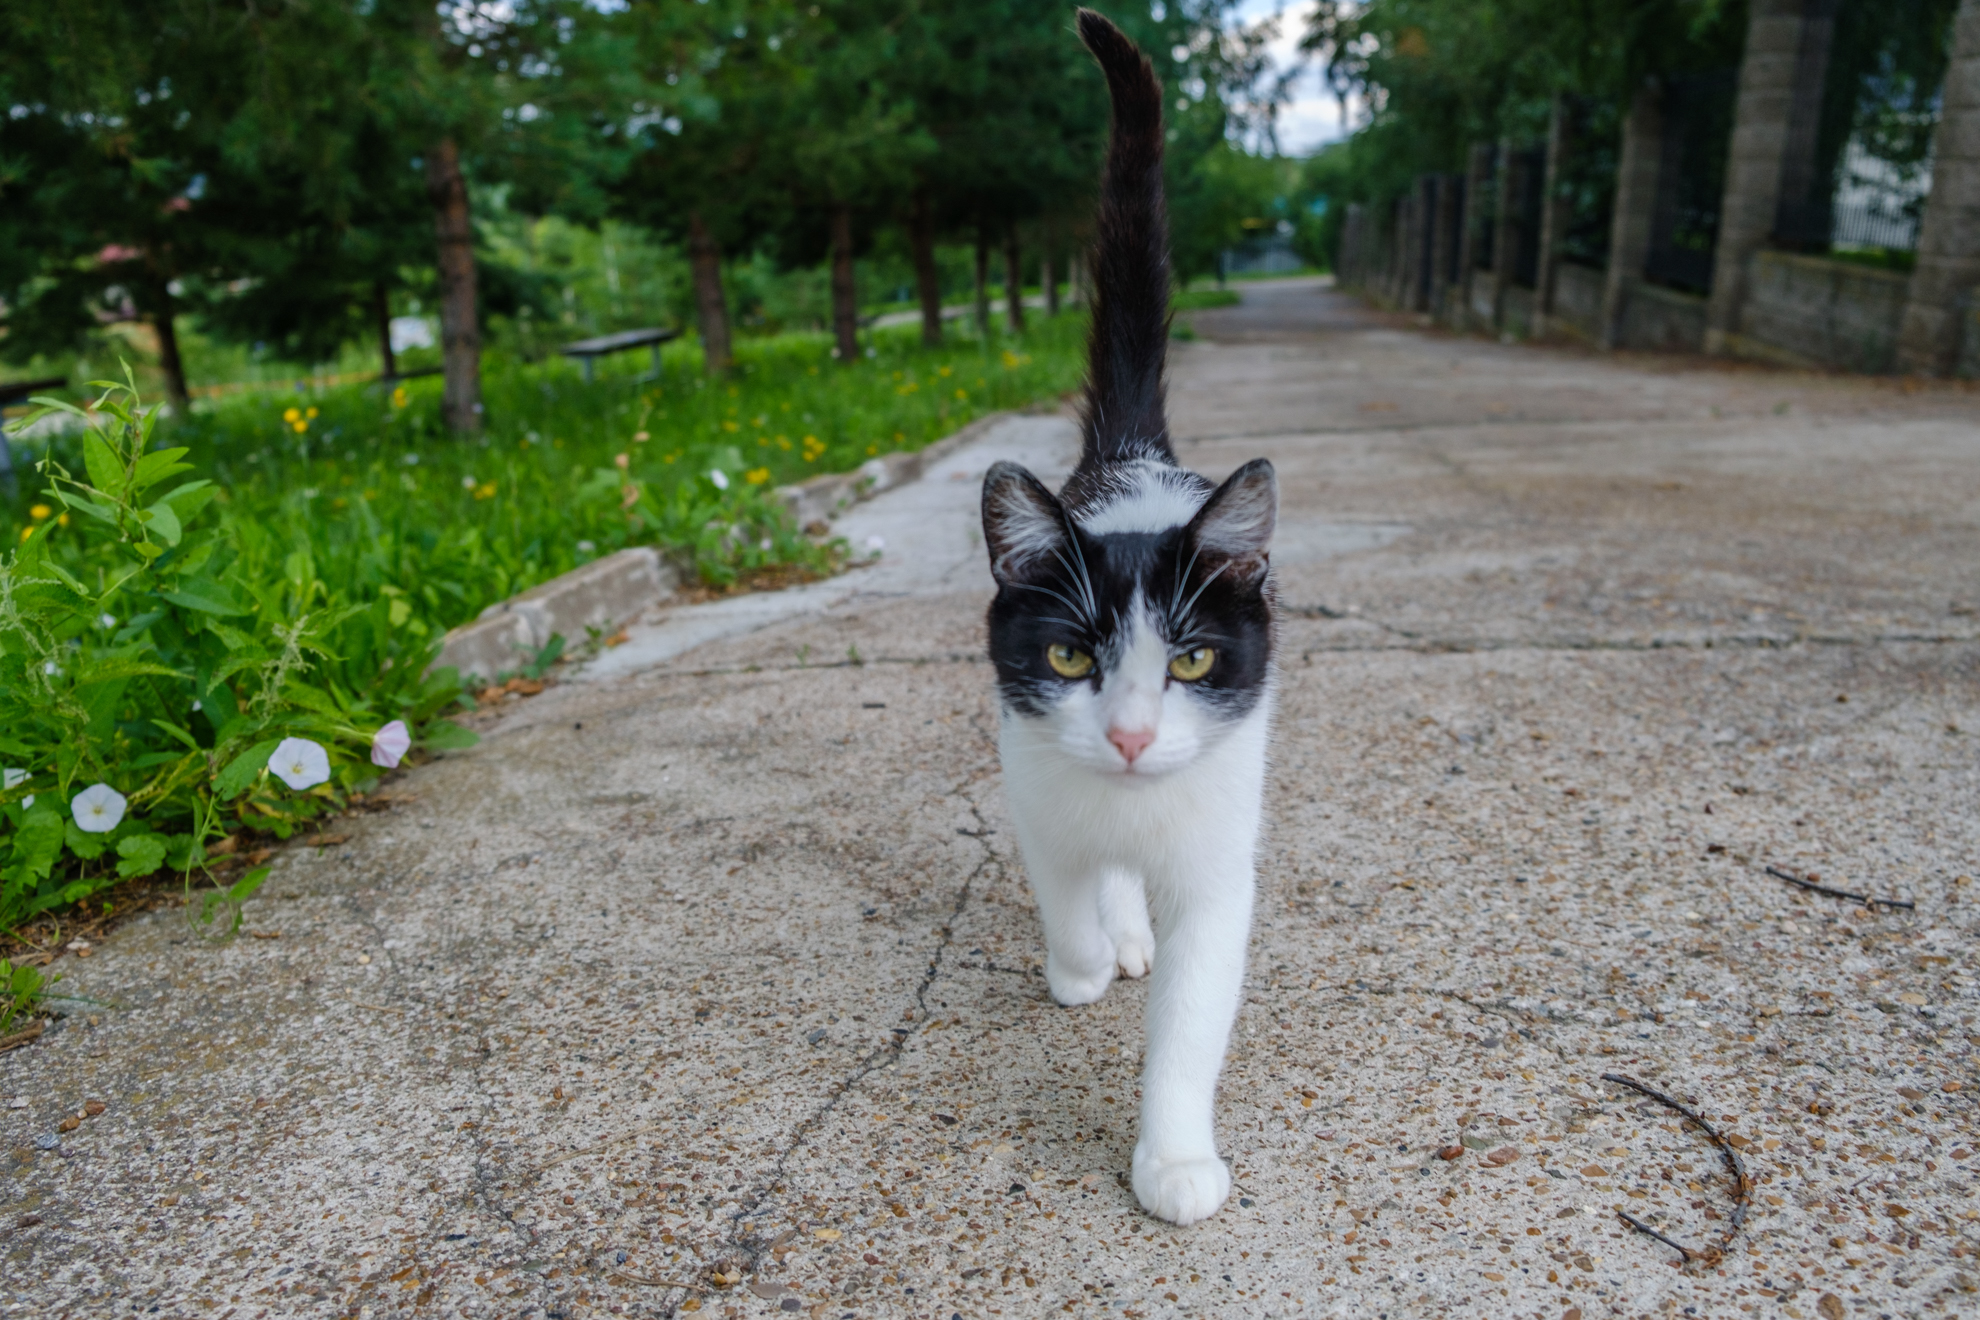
[982,461,1070,586]
[1186,458,1276,581]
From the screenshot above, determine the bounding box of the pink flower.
[371,720,412,769]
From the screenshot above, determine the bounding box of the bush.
[0,374,477,927]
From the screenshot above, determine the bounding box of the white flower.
[268,737,331,790]
[371,720,412,770]
[21,795,32,809]
[865,534,886,553]
[402,452,420,466]
[576,540,595,553]
[43,661,59,676]
[191,699,202,712]
[2,768,26,790]
[99,613,117,629]
[708,468,729,490]
[461,474,477,489]
[71,783,126,834]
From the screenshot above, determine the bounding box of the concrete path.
[6,277,1980,1320]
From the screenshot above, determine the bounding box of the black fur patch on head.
[985,463,1274,721]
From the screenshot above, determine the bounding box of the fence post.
[1704,0,1823,355]
[1431,174,1459,319]
[1489,139,1516,330]
[1601,79,1664,350]
[1533,95,1571,338]
[1897,0,1980,375]
[1456,143,1492,330]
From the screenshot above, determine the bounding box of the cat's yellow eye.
[1168,647,1215,682]
[1046,644,1094,679]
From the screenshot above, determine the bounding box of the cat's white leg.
[1028,864,1118,1007]
[1131,858,1254,1226]
[1099,868,1155,979]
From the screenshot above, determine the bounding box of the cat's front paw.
[1114,933,1153,979]
[1045,952,1114,1006]
[1131,1147,1231,1226]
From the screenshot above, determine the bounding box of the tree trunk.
[972,228,991,336]
[688,210,732,375]
[1003,224,1026,334]
[830,203,859,363]
[152,280,189,410]
[909,194,943,347]
[1043,252,1059,316]
[374,280,397,379]
[425,137,481,433]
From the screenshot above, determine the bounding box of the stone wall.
[1732,251,1909,371]
[1551,263,1606,340]
[1617,281,1708,352]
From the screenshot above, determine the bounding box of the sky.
[1231,0,1362,156]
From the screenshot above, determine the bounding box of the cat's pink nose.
[1109,727,1155,765]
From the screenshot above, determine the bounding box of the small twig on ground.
[1765,865,1913,911]
[1615,1210,1699,1261]
[609,1270,704,1291]
[1601,1072,1751,1266]
[346,998,405,1014]
[0,1021,46,1052]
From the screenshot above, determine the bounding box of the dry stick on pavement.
[1601,1072,1753,1266]
[0,1021,46,1052]
[1765,864,1915,912]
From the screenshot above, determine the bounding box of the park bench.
[558,327,680,384]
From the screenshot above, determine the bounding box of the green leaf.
[214,739,281,800]
[141,500,183,546]
[419,720,480,751]
[81,431,126,498]
[131,447,193,492]
[7,803,65,884]
[151,720,202,752]
[64,819,109,861]
[159,480,216,527]
[115,833,168,879]
[74,659,186,686]
[162,577,250,616]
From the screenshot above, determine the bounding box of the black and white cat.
[980,9,1277,1227]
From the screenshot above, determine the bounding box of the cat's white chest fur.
[998,681,1272,1226]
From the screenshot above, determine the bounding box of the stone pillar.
[1489,139,1516,329]
[1533,96,1571,337]
[1431,173,1459,318]
[1601,79,1664,350]
[1897,0,1980,375]
[1704,0,1820,354]
[1455,143,1493,330]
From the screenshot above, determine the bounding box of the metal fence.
[1646,69,1737,293]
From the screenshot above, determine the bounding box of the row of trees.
[2,0,1287,432]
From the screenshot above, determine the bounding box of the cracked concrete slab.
[5,277,1979,1320]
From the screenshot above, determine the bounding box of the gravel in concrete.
[5,278,1978,1320]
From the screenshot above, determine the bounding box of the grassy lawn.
[0,314,1086,935]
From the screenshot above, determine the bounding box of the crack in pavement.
[703,789,1006,1297]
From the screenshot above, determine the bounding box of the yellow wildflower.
[17,526,30,542]
[474,481,497,500]
[306,406,319,419]
[937,366,953,377]
[292,420,308,433]
[955,389,968,401]
[1001,350,1020,368]
[57,513,69,527]
[28,504,51,520]
[283,407,301,423]
[391,387,409,408]
[744,468,770,485]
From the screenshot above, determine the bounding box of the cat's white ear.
[1187,458,1276,578]
[982,461,1070,586]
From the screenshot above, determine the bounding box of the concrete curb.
[773,410,1015,528]
[432,411,1023,681]
[432,547,676,681]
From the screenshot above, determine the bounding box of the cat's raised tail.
[1075,8,1174,469]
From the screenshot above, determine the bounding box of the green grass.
[1172,289,1243,311]
[6,315,1090,645]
